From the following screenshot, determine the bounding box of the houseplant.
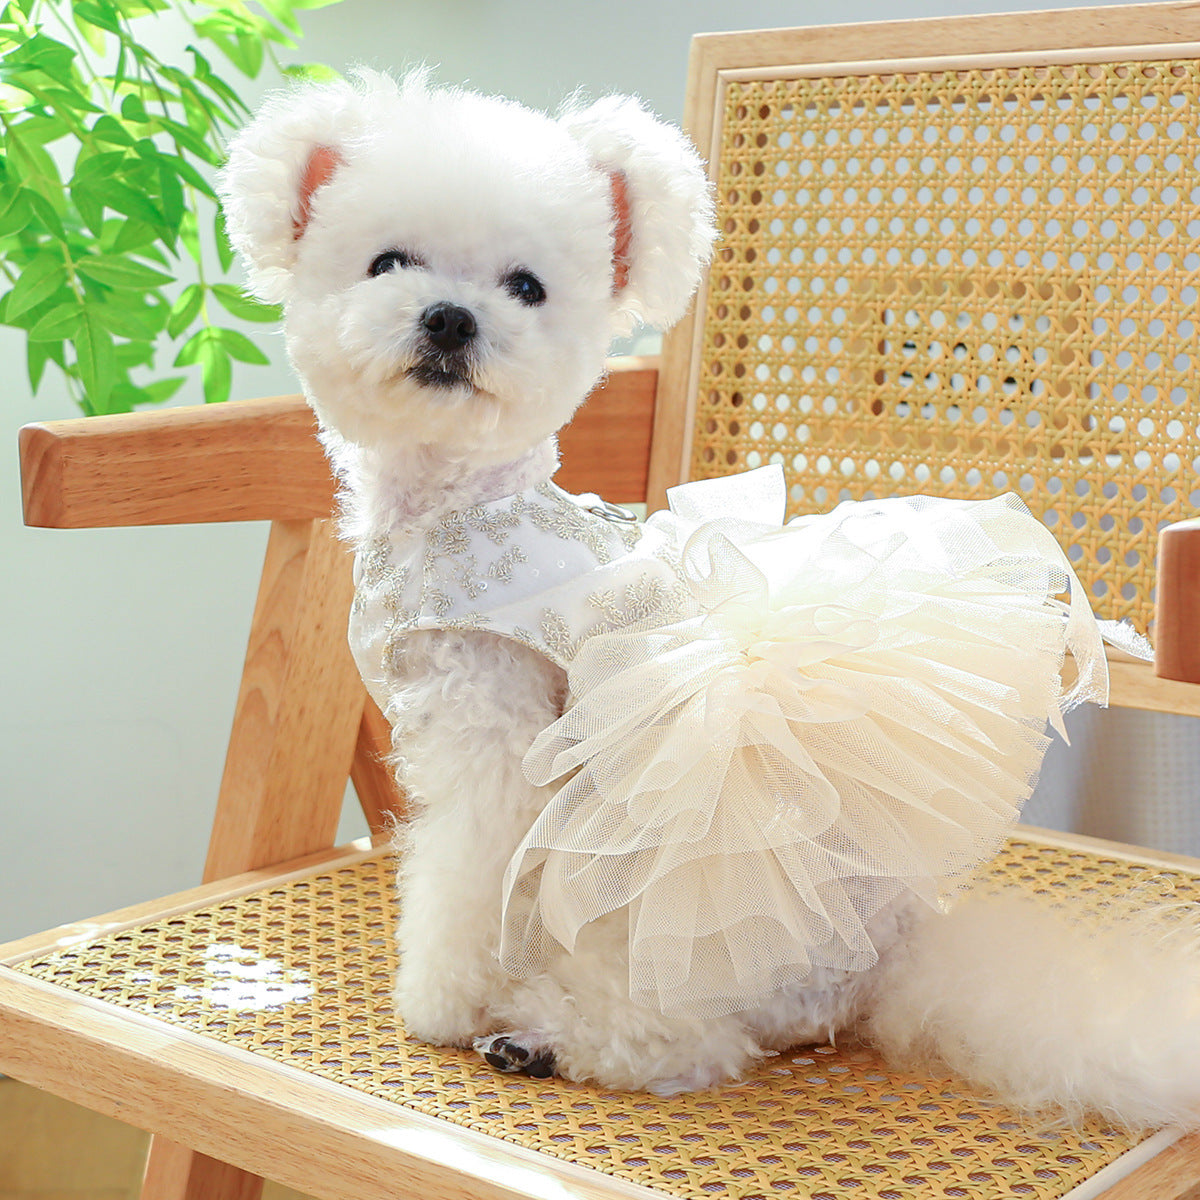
[0,0,339,414]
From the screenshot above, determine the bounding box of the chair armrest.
[19,395,331,528]
[1156,519,1200,684]
[18,357,660,529]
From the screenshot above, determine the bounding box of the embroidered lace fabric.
[350,467,1119,1020]
[348,481,687,710]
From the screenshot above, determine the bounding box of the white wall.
[1,0,1148,942]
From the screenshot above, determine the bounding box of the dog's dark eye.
[503,269,546,307]
[369,249,420,277]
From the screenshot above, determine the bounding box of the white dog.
[221,71,1200,1122]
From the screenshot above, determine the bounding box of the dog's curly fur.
[221,71,1200,1118]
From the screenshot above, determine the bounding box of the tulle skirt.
[499,471,1109,1019]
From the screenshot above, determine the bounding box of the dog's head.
[219,71,714,466]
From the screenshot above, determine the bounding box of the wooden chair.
[5,4,1200,1198]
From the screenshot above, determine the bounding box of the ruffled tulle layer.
[499,471,1109,1019]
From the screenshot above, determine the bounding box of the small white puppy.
[221,71,1200,1121]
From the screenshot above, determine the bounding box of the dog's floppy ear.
[559,96,716,333]
[219,75,379,304]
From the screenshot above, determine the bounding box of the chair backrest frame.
[652,2,1200,660]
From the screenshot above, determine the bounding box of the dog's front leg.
[387,630,565,1047]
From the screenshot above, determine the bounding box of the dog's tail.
[864,887,1200,1129]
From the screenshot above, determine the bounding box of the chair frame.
[6,4,1200,1198]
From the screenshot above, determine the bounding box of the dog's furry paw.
[474,1032,556,1079]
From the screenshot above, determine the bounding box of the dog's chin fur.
[220,71,1200,1124]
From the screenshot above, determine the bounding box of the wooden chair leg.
[205,517,365,878]
[142,1137,264,1200]
[142,518,366,1197]
[352,694,409,834]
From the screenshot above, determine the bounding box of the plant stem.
[40,0,110,100]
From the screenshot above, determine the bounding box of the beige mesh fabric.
[505,486,1108,1019]
[691,59,1200,635]
[19,837,1199,1198]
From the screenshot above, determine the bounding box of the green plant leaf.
[9,114,72,146]
[72,7,108,52]
[6,253,66,319]
[73,150,130,182]
[214,325,269,364]
[120,93,148,123]
[233,30,264,78]
[27,336,54,390]
[92,297,163,339]
[110,218,158,253]
[74,309,116,408]
[6,125,65,206]
[175,328,235,404]
[34,85,103,116]
[212,283,279,323]
[22,189,66,239]
[86,178,166,229]
[156,151,215,196]
[157,163,184,233]
[282,62,341,84]
[89,115,135,147]
[0,187,33,238]
[4,0,344,411]
[74,1,121,34]
[178,209,201,265]
[156,119,221,165]
[141,375,186,405]
[213,205,234,272]
[114,338,154,368]
[105,381,147,412]
[173,325,211,367]
[70,178,108,237]
[167,282,203,337]
[28,302,82,341]
[187,46,246,113]
[203,347,232,403]
[76,254,173,288]
[114,0,171,17]
[258,0,302,36]
[2,33,76,76]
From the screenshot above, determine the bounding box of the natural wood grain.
[161,517,369,1200]
[18,397,332,528]
[204,519,364,881]
[688,3,1200,94]
[1108,657,1200,718]
[1097,1130,1200,1199]
[351,696,407,834]
[17,361,658,532]
[142,1139,264,1200]
[556,358,657,503]
[0,839,383,969]
[0,971,659,1200]
[646,308,702,514]
[1156,520,1200,685]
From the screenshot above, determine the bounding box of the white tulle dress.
[349,465,1125,1021]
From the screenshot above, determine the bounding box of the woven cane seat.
[684,54,1200,638]
[13,833,1197,1200]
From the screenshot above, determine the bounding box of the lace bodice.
[349,479,693,710]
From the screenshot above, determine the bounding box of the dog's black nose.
[421,303,477,353]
